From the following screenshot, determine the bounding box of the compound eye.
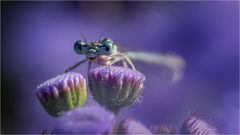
[103,41,112,50]
[101,38,113,45]
[105,46,110,51]
[98,44,114,55]
[98,38,116,55]
[102,38,113,51]
[74,40,86,54]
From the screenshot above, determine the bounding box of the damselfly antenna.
[80,33,87,42]
[98,34,103,42]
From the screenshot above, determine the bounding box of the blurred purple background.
[1,1,239,134]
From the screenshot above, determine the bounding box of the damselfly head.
[74,38,118,59]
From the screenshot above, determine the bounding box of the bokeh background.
[1,1,239,134]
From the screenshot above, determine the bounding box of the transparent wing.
[125,51,186,82]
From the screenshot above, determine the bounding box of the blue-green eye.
[102,38,113,50]
[101,38,113,45]
[99,45,116,56]
[103,42,113,51]
[105,46,110,51]
[98,38,113,54]
[74,40,86,54]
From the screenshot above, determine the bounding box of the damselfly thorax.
[91,55,112,65]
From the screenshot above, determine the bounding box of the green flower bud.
[88,66,145,113]
[35,72,87,117]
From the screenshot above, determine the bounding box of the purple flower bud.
[114,119,152,134]
[35,72,87,117]
[150,125,175,134]
[88,66,145,113]
[181,114,218,134]
[53,105,116,134]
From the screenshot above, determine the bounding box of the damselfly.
[65,37,185,82]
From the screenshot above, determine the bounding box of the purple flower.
[114,119,152,134]
[52,105,116,134]
[150,125,175,134]
[88,66,145,113]
[35,72,87,117]
[181,114,218,134]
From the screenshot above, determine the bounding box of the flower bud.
[88,66,145,113]
[181,114,218,134]
[35,72,87,117]
[53,105,116,134]
[150,125,175,134]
